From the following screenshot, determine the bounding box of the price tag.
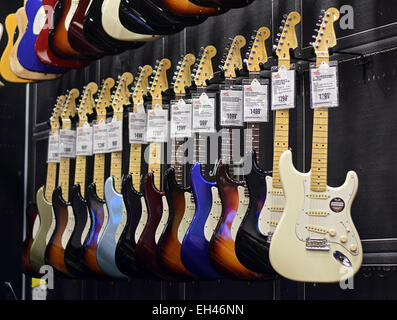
[93,119,108,154]
[59,129,76,158]
[271,66,296,110]
[243,79,269,122]
[76,123,93,156]
[107,118,123,152]
[310,62,339,109]
[170,99,192,138]
[220,89,243,127]
[192,93,216,133]
[147,105,169,143]
[129,110,147,144]
[47,132,60,163]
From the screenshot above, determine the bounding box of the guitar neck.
[45,162,58,201]
[58,157,71,202]
[74,119,88,198]
[272,60,291,189]
[148,98,163,190]
[195,87,208,174]
[93,115,107,199]
[172,94,186,185]
[110,112,123,193]
[129,143,142,192]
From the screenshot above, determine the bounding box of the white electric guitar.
[269,8,363,283]
[101,0,162,42]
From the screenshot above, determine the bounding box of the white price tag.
[76,123,93,156]
[220,89,243,127]
[310,63,339,109]
[271,66,296,110]
[129,112,147,144]
[107,118,123,152]
[59,129,76,158]
[47,132,60,163]
[147,105,169,143]
[192,93,216,133]
[171,99,192,138]
[93,119,108,154]
[243,79,269,122]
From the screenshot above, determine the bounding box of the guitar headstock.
[132,65,153,107]
[245,27,271,72]
[220,35,246,78]
[273,12,301,64]
[96,77,115,118]
[61,88,79,125]
[112,72,134,114]
[311,8,340,61]
[50,95,65,132]
[193,45,217,87]
[78,82,98,125]
[149,58,171,102]
[172,53,195,95]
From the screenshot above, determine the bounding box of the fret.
[74,155,87,197]
[58,157,70,202]
[129,143,142,191]
[45,162,58,201]
[272,109,290,189]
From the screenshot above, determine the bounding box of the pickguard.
[230,186,249,241]
[295,176,360,255]
[61,206,75,249]
[135,197,148,243]
[97,205,108,242]
[46,207,57,244]
[177,192,196,244]
[155,196,169,244]
[65,0,79,30]
[32,215,40,240]
[204,187,222,242]
[80,207,91,246]
[115,200,128,244]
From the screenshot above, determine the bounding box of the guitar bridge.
[305,238,330,251]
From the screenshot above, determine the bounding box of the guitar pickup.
[270,189,284,196]
[305,238,330,251]
[270,206,284,212]
[267,220,278,227]
[306,210,329,216]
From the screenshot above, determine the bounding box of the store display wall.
[17,0,397,300]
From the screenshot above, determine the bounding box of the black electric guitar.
[115,65,153,278]
[64,82,98,277]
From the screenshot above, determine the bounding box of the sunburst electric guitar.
[269,8,363,283]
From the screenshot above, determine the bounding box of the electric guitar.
[29,97,65,273]
[96,72,134,279]
[0,13,33,83]
[68,0,107,57]
[83,77,115,276]
[180,45,221,279]
[190,0,255,9]
[208,35,262,279]
[83,0,150,53]
[22,203,40,277]
[270,8,363,283]
[64,82,98,277]
[49,0,92,60]
[157,53,196,279]
[234,25,283,274]
[248,12,301,271]
[115,65,152,278]
[10,7,62,81]
[134,58,173,280]
[46,88,80,277]
[17,0,66,73]
[35,0,90,68]
[161,0,225,16]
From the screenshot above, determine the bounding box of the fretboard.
[148,98,163,190]
[93,115,106,199]
[129,143,142,192]
[194,87,208,174]
[58,121,73,202]
[74,155,87,198]
[172,94,187,185]
[45,162,58,202]
[110,112,123,193]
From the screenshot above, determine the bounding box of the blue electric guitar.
[96,72,134,279]
[17,0,65,74]
[180,45,221,279]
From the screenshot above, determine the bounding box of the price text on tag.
[107,119,123,152]
[47,132,60,163]
[220,90,244,127]
[129,112,147,144]
[171,100,192,138]
[76,124,93,156]
[192,94,216,133]
[147,108,169,143]
[59,129,76,158]
[243,80,269,122]
[93,121,108,154]
[271,68,296,110]
[310,65,339,109]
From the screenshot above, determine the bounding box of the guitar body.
[49,0,90,59]
[115,174,146,278]
[209,164,261,279]
[96,177,128,279]
[64,184,93,277]
[29,186,56,273]
[35,0,90,68]
[83,0,147,53]
[157,168,195,279]
[0,14,33,83]
[11,7,62,81]
[234,153,275,274]
[83,182,106,275]
[180,163,221,279]
[68,0,106,57]
[189,0,255,9]
[161,0,225,16]
[269,150,362,283]
[135,173,171,280]
[22,203,41,277]
[17,0,65,73]
[46,187,75,276]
